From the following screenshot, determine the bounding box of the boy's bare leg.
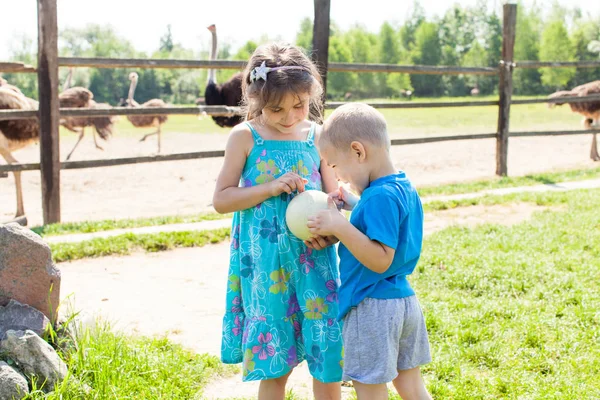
[392,367,432,400]
[313,379,341,400]
[258,370,292,400]
[353,381,388,400]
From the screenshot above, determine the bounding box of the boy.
[306,103,432,400]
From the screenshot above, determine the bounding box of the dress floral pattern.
[221,121,343,383]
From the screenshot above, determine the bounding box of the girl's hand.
[307,197,347,237]
[304,235,339,250]
[268,173,308,197]
[329,186,359,211]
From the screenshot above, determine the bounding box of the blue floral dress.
[221,121,344,383]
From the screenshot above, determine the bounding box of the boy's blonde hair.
[320,103,390,150]
[241,43,324,123]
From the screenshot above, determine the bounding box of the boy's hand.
[329,186,359,211]
[307,197,347,237]
[268,172,308,196]
[304,235,339,250]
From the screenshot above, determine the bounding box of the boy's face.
[321,143,370,195]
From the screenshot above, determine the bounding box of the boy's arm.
[335,223,395,274]
[307,198,396,273]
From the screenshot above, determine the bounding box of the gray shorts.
[342,296,431,384]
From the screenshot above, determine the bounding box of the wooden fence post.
[312,0,331,101]
[38,0,61,223]
[496,3,517,176]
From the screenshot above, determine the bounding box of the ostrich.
[0,86,39,220]
[548,80,600,161]
[470,84,480,96]
[120,72,168,153]
[204,24,243,128]
[59,68,116,160]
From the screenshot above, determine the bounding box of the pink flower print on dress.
[252,332,275,360]
[231,296,242,313]
[325,280,338,303]
[231,225,240,250]
[232,314,243,336]
[310,164,321,185]
[299,248,315,273]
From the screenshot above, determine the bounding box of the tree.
[377,22,403,96]
[539,19,576,89]
[569,21,600,87]
[345,25,379,97]
[296,17,313,52]
[159,25,174,53]
[410,22,443,96]
[399,0,426,51]
[513,3,542,94]
[327,36,357,98]
[2,34,37,99]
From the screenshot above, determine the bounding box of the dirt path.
[1,132,597,226]
[57,202,553,400]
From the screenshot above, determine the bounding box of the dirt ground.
[0,131,597,226]
[58,202,552,400]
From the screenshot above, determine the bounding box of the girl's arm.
[213,125,307,214]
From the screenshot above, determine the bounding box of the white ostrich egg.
[285,190,330,241]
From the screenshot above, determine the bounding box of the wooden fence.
[1,1,600,223]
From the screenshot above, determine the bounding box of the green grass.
[33,166,600,239]
[20,322,236,399]
[414,188,600,398]
[32,212,231,237]
[50,228,230,263]
[417,166,600,197]
[422,188,577,213]
[30,188,600,398]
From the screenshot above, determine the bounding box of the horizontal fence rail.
[325,100,500,109]
[510,128,600,137]
[515,60,600,69]
[1,57,498,75]
[3,94,600,121]
[0,105,240,120]
[0,62,36,73]
[3,129,599,174]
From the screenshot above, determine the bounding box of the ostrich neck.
[62,68,73,91]
[208,30,218,84]
[128,79,137,104]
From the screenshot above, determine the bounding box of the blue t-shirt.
[337,172,424,320]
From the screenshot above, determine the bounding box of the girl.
[213,43,343,400]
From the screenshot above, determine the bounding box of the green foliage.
[296,17,313,52]
[49,228,230,262]
[418,189,600,398]
[410,22,443,96]
[4,3,600,103]
[25,321,236,399]
[2,34,38,99]
[539,19,576,88]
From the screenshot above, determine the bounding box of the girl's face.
[261,92,310,134]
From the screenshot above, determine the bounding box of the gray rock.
[0,300,50,340]
[0,330,67,393]
[0,223,61,323]
[0,361,29,399]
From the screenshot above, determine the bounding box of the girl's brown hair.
[241,43,324,123]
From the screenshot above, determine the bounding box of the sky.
[2,0,600,60]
